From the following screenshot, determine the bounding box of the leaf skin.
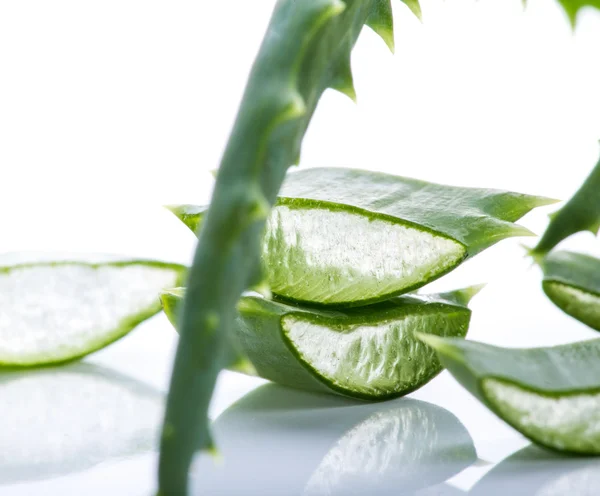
[160,288,256,376]
[0,260,185,368]
[556,0,600,27]
[418,335,600,454]
[532,154,600,257]
[168,169,550,307]
[541,250,600,332]
[159,2,403,493]
[163,287,477,401]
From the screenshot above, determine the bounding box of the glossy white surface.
[2,0,600,494]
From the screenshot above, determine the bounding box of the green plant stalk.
[158,1,415,494]
[532,153,600,257]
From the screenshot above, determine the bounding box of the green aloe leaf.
[163,286,480,400]
[168,168,552,307]
[541,251,600,332]
[0,259,185,367]
[532,154,600,257]
[418,335,600,454]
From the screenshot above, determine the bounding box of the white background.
[1,1,600,494]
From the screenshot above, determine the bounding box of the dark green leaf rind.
[418,335,600,454]
[532,155,600,257]
[541,251,600,332]
[160,2,403,493]
[0,260,186,368]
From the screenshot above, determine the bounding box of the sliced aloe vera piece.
[168,168,553,306]
[162,286,479,400]
[541,251,600,332]
[0,260,185,367]
[418,335,600,454]
[0,363,163,484]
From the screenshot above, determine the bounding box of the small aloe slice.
[168,168,553,307]
[541,251,600,332]
[162,286,480,400]
[0,259,185,367]
[419,335,600,454]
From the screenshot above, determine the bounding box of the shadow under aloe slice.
[161,286,480,400]
[419,335,600,454]
[541,250,600,332]
[168,167,554,307]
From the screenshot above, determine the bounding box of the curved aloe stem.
[158,1,417,493]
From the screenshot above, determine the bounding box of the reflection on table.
[193,384,476,496]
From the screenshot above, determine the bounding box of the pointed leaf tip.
[330,57,357,103]
[367,0,396,53]
[401,0,422,22]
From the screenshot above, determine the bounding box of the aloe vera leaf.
[0,260,185,367]
[532,154,600,257]
[164,286,478,400]
[160,288,256,375]
[541,251,600,332]
[0,363,163,484]
[418,335,600,454]
[159,2,421,493]
[195,385,474,495]
[168,168,552,307]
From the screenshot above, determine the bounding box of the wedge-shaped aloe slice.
[162,286,479,400]
[541,251,600,332]
[0,259,185,367]
[168,168,553,307]
[419,335,600,454]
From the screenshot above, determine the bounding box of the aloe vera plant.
[541,251,600,331]
[0,259,184,367]
[162,286,480,400]
[158,2,425,493]
[419,335,600,454]
[169,168,552,307]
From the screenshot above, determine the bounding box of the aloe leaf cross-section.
[162,286,480,401]
[0,259,185,367]
[168,167,553,307]
[541,250,600,332]
[419,335,600,454]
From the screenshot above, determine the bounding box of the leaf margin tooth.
[367,0,396,54]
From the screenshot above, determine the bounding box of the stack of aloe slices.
[164,167,552,400]
[421,152,600,455]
